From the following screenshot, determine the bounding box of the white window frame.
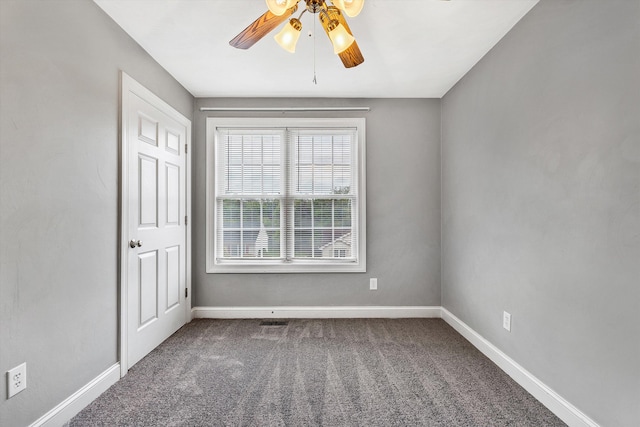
[206,117,366,273]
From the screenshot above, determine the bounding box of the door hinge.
[185,144,188,154]
[185,216,188,226]
[185,288,188,298]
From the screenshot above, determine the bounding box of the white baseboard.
[440,308,599,427]
[192,305,441,319]
[29,363,120,427]
[27,309,597,427]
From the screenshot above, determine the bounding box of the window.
[334,249,348,258]
[206,118,366,273]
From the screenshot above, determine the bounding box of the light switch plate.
[503,311,511,332]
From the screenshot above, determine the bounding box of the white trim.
[119,71,192,377]
[29,364,120,427]
[192,306,441,319]
[184,93,193,322]
[441,308,599,427]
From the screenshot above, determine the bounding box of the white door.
[121,73,191,373]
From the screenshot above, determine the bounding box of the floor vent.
[260,320,288,326]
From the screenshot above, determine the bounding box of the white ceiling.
[94,0,538,98]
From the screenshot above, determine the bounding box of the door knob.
[129,240,143,248]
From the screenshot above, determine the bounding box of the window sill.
[207,260,366,274]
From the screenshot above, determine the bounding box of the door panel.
[166,246,180,310]
[126,91,188,369]
[138,114,158,146]
[138,250,158,327]
[139,154,158,227]
[166,130,180,154]
[166,163,180,225]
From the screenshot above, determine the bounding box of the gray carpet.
[71,319,565,426]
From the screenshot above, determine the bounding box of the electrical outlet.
[369,278,377,290]
[503,311,511,332]
[7,363,27,398]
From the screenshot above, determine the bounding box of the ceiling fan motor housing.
[305,0,327,14]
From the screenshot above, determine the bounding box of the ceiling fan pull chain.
[313,14,318,84]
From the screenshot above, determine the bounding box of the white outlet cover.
[503,311,512,332]
[370,278,378,290]
[7,363,27,398]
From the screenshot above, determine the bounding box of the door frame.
[119,71,192,378]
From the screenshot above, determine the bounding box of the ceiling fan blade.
[229,5,298,50]
[320,6,365,68]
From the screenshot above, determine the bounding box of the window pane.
[313,136,332,165]
[222,231,241,257]
[294,200,312,227]
[313,229,334,258]
[242,200,261,229]
[335,229,352,245]
[334,199,351,227]
[262,199,280,228]
[227,136,243,165]
[263,230,281,258]
[244,136,262,164]
[333,137,351,164]
[242,230,258,257]
[313,199,332,227]
[330,230,352,258]
[296,165,313,193]
[218,199,282,259]
[262,136,280,165]
[226,166,242,193]
[297,138,312,163]
[263,165,280,194]
[239,230,281,258]
[242,165,262,193]
[294,134,353,196]
[333,165,351,193]
[222,199,240,228]
[294,230,312,258]
[223,132,282,196]
[314,165,333,194]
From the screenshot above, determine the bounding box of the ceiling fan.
[229,0,365,68]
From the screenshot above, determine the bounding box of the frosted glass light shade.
[328,23,355,54]
[332,0,364,17]
[265,0,297,16]
[274,19,302,53]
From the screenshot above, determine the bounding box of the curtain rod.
[199,107,370,112]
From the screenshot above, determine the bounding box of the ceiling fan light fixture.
[328,22,355,54]
[332,0,364,17]
[231,0,364,68]
[265,0,297,16]
[274,18,303,53]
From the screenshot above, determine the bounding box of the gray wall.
[0,1,193,425]
[441,1,640,426]
[193,98,441,307]
[4,0,635,425]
